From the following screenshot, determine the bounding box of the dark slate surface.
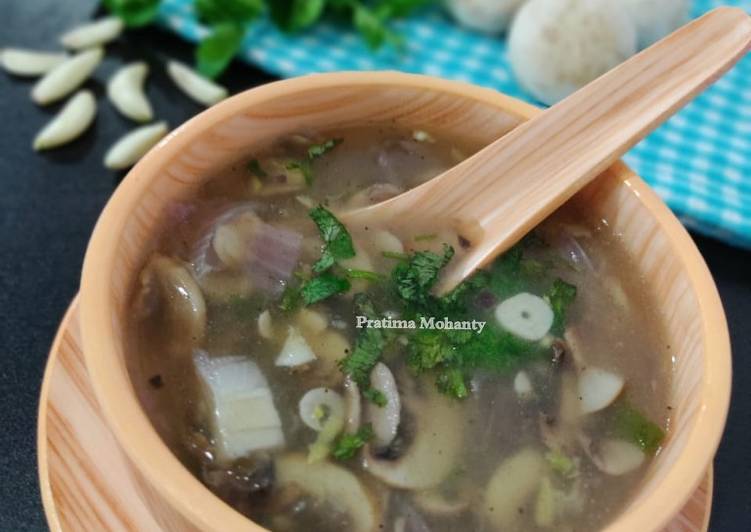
[0,1,747,530]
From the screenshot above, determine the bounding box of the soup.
[127,127,671,532]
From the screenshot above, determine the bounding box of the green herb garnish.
[102,0,161,27]
[546,278,577,335]
[286,160,313,186]
[300,272,351,305]
[382,250,409,261]
[247,158,267,177]
[391,244,454,307]
[363,388,388,407]
[612,403,665,454]
[346,268,384,282]
[331,424,374,460]
[310,205,356,273]
[339,294,392,387]
[308,138,343,159]
[545,449,578,479]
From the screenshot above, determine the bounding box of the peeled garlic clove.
[166,60,228,106]
[107,62,153,122]
[33,90,96,151]
[60,16,124,50]
[587,438,645,476]
[578,367,624,414]
[104,122,168,170]
[495,292,554,341]
[0,48,66,77]
[32,47,103,105]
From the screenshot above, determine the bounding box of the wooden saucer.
[37,297,714,531]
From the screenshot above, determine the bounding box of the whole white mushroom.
[445,0,526,35]
[508,0,637,105]
[620,0,691,49]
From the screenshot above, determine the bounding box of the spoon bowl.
[344,7,751,293]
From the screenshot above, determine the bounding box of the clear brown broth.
[127,126,672,532]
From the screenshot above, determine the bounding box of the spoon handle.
[359,7,751,291]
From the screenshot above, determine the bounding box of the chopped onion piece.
[193,352,285,461]
[257,310,273,340]
[275,326,317,367]
[495,292,554,341]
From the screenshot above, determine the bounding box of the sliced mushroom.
[299,387,345,432]
[495,292,554,341]
[275,454,383,532]
[33,90,96,150]
[166,60,227,106]
[32,47,103,105]
[577,367,624,414]
[362,384,463,490]
[104,122,168,170]
[413,489,470,516]
[367,362,401,448]
[483,447,545,529]
[60,16,124,49]
[0,48,66,77]
[309,330,351,384]
[136,254,206,352]
[579,435,645,476]
[275,326,317,368]
[194,352,285,462]
[107,62,153,122]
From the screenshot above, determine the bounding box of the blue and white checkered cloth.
[158,0,751,248]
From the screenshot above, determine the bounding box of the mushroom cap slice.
[483,447,545,529]
[367,362,401,448]
[136,254,206,353]
[275,454,382,532]
[362,386,463,490]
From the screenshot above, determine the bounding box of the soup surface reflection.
[128,127,671,532]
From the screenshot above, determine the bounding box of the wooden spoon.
[343,7,751,293]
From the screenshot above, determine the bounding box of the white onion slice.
[32,47,103,105]
[577,367,624,414]
[495,292,553,341]
[275,326,317,367]
[0,48,66,77]
[299,387,345,432]
[588,438,645,476]
[33,90,96,150]
[60,17,124,50]
[107,62,153,122]
[104,122,168,170]
[257,310,274,339]
[166,60,227,106]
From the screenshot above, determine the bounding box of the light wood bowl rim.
[78,72,731,532]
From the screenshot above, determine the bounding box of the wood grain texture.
[39,299,713,532]
[342,7,751,293]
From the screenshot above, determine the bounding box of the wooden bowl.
[79,72,731,532]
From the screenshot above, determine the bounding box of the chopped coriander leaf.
[300,272,350,305]
[363,388,388,407]
[279,283,302,312]
[345,268,384,282]
[247,158,267,177]
[309,206,356,272]
[103,0,160,27]
[546,278,577,335]
[196,23,245,79]
[332,424,374,460]
[435,368,469,399]
[392,244,454,306]
[382,251,409,261]
[339,294,392,387]
[612,403,665,454]
[286,160,313,186]
[545,449,578,478]
[269,0,326,32]
[308,138,343,159]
